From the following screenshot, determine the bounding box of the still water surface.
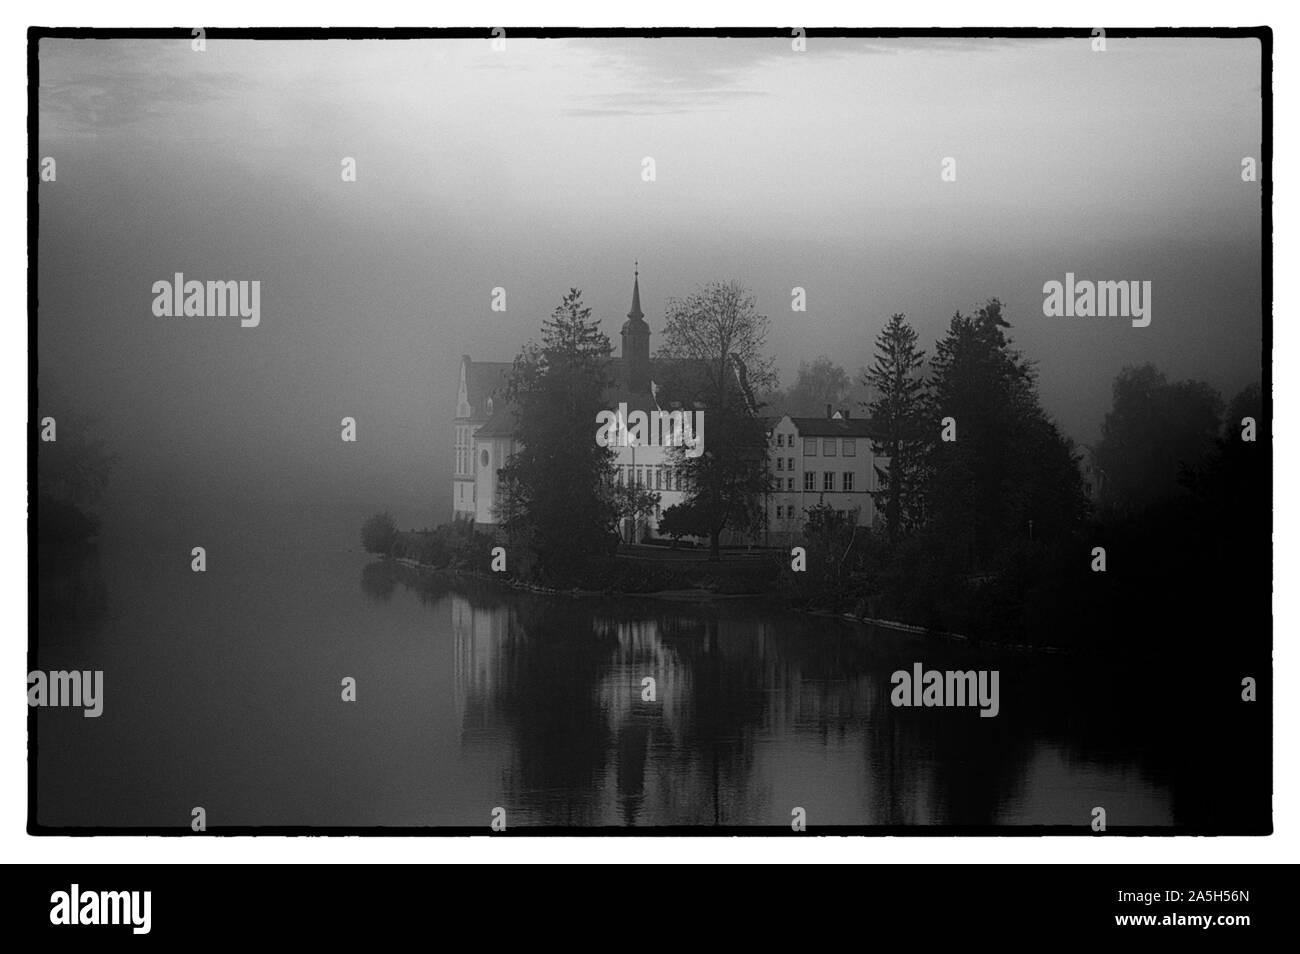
[37,534,1243,830]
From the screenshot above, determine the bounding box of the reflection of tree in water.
[444,587,776,827]
[498,604,618,826]
[371,566,1223,829]
[649,616,771,825]
[359,561,398,602]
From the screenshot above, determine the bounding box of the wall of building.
[766,416,882,541]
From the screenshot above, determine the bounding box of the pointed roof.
[628,264,644,321]
[459,357,512,420]
[622,264,648,334]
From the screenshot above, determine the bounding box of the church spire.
[620,262,650,394]
[628,262,645,321]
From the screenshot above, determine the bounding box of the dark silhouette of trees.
[657,281,774,560]
[1094,363,1224,512]
[360,511,398,554]
[657,500,709,547]
[496,288,618,583]
[864,313,929,541]
[925,300,1087,572]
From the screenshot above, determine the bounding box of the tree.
[798,503,868,605]
[657,500,709,547]
[770,356,851,417]
[656,280,775,560]
[864,313,929,540]
[361,511,398,554]
[495,289,618,583]
[925,300,1086,570]
[1094,364,1224,512]
[612,482,661,544]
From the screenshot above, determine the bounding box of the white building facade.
[765,410,885,542]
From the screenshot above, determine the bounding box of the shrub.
[360,511,398,554]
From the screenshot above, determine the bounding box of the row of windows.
[775,434,858,457]
[775,505,857,521]
[783,471,856,492]
[616,464,686,492]
[769,472,871,492]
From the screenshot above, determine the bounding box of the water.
[34,532,1267,832]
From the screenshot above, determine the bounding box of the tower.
[620,264,651,394]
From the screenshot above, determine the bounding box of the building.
[452,356,512,522]
[455,269,719,539]
[765,408,885,542]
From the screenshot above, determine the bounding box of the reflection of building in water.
[592,617,692,733]
[450,594,511,733]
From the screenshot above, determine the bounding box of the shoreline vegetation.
[378,537,988,641]
[366,523,1082,656]
[360,287,1265,660]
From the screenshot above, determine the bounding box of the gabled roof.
[787,416,880,439]
[474,402,519,439]
[462,359,512,419]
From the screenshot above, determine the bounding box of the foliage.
[657,499,710,545]
[611,482,661,543]
[495,288,618,584]
[864,312,929,540]
[657,280,775,559]
[361,511,398,554]
[1094,363,1225,512]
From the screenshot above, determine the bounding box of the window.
[823,471,834,491]
[777,434,785,447]
[676,470,683,491]
[824,439,837,456]
[656,466,663,490]
[804,437,817,456]
[844,439,856,457]
[616,467,624,486]
[787,478,795,491]
[776,457,784,471]
[843,471,855,491]
[776,505,784,519]
[804,472,815,491]
[480,449,490,468]
[788,457,795,470]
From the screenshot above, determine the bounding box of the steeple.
[620,263,651,394]
[628,262,644,321]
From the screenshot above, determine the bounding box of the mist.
[36,34,1263,542]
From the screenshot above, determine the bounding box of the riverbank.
[392,554,1090,655]
[380,527,1087,654]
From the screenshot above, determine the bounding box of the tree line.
[363,282,1264,653]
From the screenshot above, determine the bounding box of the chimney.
[825,403,832,419]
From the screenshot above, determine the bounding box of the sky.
[36,34,1264,535]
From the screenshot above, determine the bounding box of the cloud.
[559,35,1049,116]
[39,39,246,137]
